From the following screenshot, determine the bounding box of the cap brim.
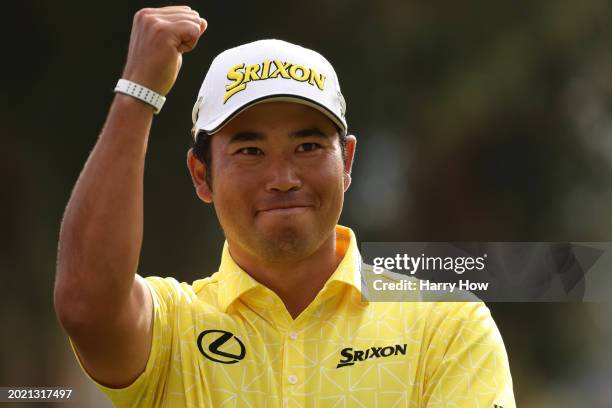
[194,94,347,137]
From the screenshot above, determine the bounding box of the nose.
[264,155,302,193]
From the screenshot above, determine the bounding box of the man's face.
[188,101,356,263]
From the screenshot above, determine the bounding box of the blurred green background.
[2,0,612,406]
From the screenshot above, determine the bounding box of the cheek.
[311,161,346,204]
[211,168,252,214]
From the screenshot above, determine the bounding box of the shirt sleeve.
[68,275,179,408]
[421,301,516,408]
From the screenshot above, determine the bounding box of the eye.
[297,142,321,152]
[237,147,263,156]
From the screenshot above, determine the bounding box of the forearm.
[55,94,154,322]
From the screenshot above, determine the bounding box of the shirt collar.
[216,224,368,313]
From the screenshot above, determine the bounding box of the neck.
[228,231,341,319]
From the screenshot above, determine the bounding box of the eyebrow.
[289,127,331,139]
[228,127,331,144]
[228,131,264,144]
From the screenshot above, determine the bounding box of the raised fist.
[122,6,207,96]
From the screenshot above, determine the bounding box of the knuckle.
[150,19,167,35]
[134,9,159,28]
[191,25,201,38]
[184,25,199,39]
[134,7,152,21]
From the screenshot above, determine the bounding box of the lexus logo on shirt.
[197,330,246,364]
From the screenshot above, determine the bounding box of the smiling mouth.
[257,205,312,215]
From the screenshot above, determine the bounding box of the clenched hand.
[122,6,207,96]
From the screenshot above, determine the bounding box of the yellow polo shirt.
[72,225,515,407]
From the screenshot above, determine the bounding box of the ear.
[187,148,213,203]
[343,135,357,192]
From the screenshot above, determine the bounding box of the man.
[54,6,515,407]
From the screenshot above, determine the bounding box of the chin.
[256,224,316,260]
[257,214,309,236]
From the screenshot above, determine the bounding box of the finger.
[153,8,198,18]
[153,5,193,14]
[134,8,200,30]
[134,6,193,22]
[158,12,202,26]
[173,20,204,53]
[152,10,200,21]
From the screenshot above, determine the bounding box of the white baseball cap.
[191,39,347,139]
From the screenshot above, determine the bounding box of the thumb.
[199,18,208,35]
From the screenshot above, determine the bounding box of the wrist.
[114,79,166,114]
[113,92,156,114]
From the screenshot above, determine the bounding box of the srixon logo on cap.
[223,60,327,103]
